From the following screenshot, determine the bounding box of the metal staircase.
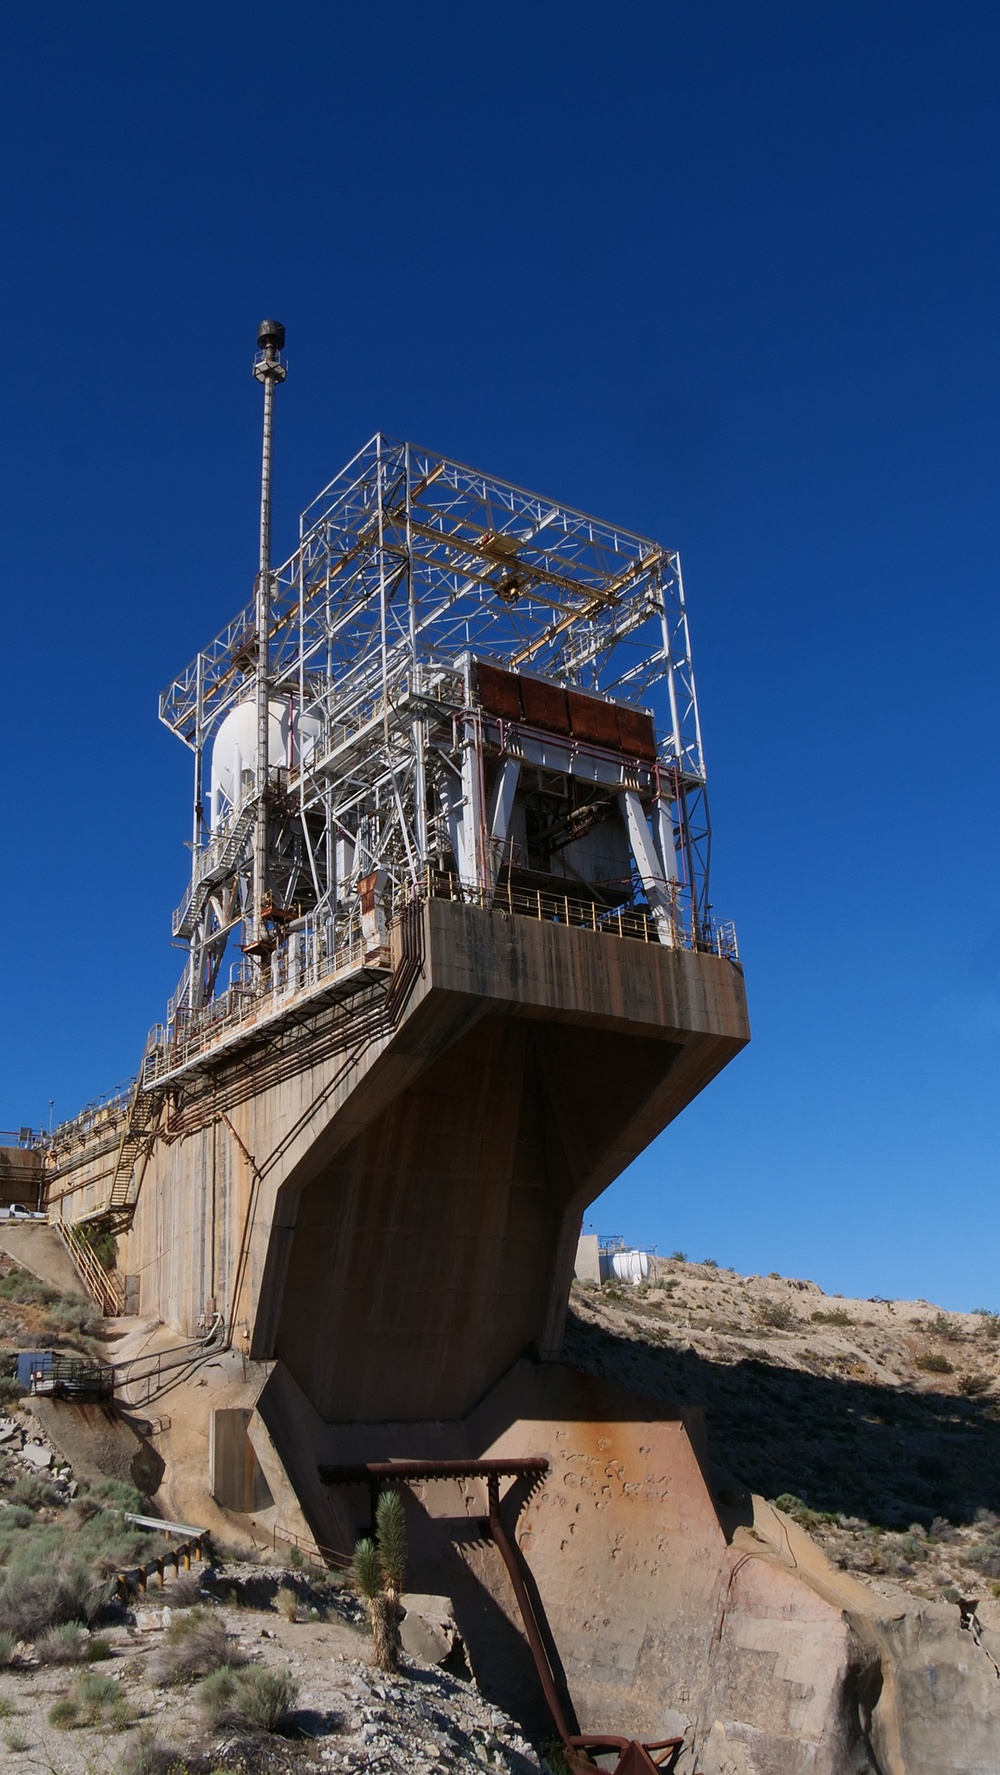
[104,1073,165,1223]
[57,1218,126,1316]
[172,803,255,938]
[56,1071,165,1314]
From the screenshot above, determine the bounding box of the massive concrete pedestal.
[52,899,750,1404]
[46,907,1000,1769]
[51,901,760,1754]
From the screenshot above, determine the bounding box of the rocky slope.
[565,1259,1000,1605]
[0,1575,542,1775]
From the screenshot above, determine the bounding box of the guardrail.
[125,1513,208,1537]
[142,872,738,1089]
[25,1354,114,1399]
[113,1530,207,1600]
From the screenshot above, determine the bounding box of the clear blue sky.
[3,3,998,1309]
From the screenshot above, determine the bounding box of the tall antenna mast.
[251,319,287,956]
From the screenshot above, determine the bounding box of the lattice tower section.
[159,435,722,1033]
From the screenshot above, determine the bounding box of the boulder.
[19,1441,53,1469]
[400,1593,464,1667]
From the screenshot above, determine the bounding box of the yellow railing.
[56,1216,125,1316]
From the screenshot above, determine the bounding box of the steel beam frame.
[159,436,720,1027]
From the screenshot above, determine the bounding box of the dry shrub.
[0,1565,106,1639]
[48,1669,123,1729]
[77,1669,122,1721]
[36,1620,89,1663]
[149,1607,239,1687]
[49,1697,79,1730]
[9,1472,61,1510]
[196,1663,298,1732]
[756,1299,796,1330]
[110,1724,185,1775]
[236,1665,298,1731]
[48,1297,104,1338]
[162,1571,201,1608]
[0,1270,57,1306]
[275,1584,298,1623]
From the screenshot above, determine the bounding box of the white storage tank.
[599,1248,652,1285]
[209,700,322,829]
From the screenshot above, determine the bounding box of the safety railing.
[56,1215,126,1316]
[144,873,737,1088]
[47,1079,136,1153]
[171,802,257,939]
[448,873,661,942]
[247,1520,352,1572]
[113,1529,207,1601]
[115,1317,226,1405]
[144,930,375,1087]
[25,1354,115,1399]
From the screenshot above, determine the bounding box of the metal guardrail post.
[137,876,733,1082]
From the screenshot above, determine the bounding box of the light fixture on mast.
[250,319,287,959]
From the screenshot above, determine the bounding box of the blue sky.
[3,3,999,1308]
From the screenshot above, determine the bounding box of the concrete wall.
[574,1234,601,1284]
[48,901,749,1426]
[264,1356,909,1770]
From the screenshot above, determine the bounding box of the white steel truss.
[159,435,727,1043]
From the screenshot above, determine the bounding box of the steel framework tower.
[157,339,731,1071]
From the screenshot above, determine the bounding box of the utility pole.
[251,319,287,957]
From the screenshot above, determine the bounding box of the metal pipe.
[485,1471,576,1747]
[319,1456,548,1484]
[252,321,287,955]
[189,652,205,1011]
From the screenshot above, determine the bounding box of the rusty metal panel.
[566,689,621,749]
[211,1407,273,1512]
[615,705,657,761]
[520,676,571,735]
[475,661,523,722]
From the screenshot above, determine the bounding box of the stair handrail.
[55,1215,125,1316]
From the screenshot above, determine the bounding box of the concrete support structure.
[48,900,748,1406]
[46,894,754,1754]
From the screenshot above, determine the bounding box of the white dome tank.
[209,699,322,829]
[598,1249,651,1286]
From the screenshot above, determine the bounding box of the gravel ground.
[0,1583,545,1775]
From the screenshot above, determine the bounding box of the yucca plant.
[376,1489,407,1606]
[352,1489,407,1670]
